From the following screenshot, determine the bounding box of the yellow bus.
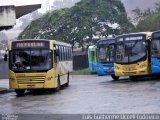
[114,32,152,80]
[5,39,73,95]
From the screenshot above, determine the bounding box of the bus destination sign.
[125,36,143,41]
[12,41,49,49]
[16,42,45,47]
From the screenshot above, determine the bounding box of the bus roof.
[97,38,115,43]
[116,32,152,38]
[88,45,96,51]
[53,40,71,47]
[97,38,115,47]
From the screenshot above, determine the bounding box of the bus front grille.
[17,76,46,84]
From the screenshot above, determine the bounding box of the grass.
[71,68,92,75]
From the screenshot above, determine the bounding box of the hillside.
[52,0,160,16]
[121,0,159,16]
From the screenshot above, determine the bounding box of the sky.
[0,0,56,13]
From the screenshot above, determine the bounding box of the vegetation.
[132,2,160,32]
[18,0,134,49]
[72,68,92,75]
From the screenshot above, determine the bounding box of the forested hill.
[18,0,160,49]
[122,0,159,15]
[18,0,134,49]
[52,0,160,16]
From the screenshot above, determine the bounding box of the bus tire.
[55,76,61,92]
[111,75,119,81]
[65,72,69,87]
[130,76,137,81]
[15,89,25,96]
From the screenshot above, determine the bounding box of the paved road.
[0,75,160,115]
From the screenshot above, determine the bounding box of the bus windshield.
[152,39,160,58]
[9,49,52,72]
[116,40,146,64]
[97,44,115,63]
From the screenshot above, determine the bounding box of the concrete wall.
[0,6,16,27]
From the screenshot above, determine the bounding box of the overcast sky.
[0,0,56,13]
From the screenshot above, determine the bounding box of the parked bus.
[5,39,73,95]
[151,31,160,74]
[88,45,97,73]
[96,38,118,79]
[114,32,152,80]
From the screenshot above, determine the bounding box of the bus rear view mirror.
[116,54,122,61]
[4,54,8,61]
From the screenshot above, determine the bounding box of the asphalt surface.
[0,75,160,116]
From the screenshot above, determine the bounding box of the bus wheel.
[55,76,61,92]
[15,89,25,96]
[65,72,69,87]
[111,75,119,81]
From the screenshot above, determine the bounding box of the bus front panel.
[114,59,150,76]
[9,68,57,89]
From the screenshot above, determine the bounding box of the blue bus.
[151,31,160,74]
[96,38,118,79]
[88,45,97,73]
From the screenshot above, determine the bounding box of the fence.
[73,51,89,70]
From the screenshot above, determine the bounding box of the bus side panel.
[56,61,72,85]
[151,57,160,74]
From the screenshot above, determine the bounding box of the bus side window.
[61,46,63,61]
[55,45,59,57]
[54,45,57,64]
[70,48,72,60]
[66,47,68,61]
[59,46,62,61]
[64,47,66,61]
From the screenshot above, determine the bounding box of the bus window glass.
[31,50,52,70]
[10,50,30,70]
[10,50,52,71]
[109,45,115,62]
[152,39,160,58]
[59,46,62,61]
[116,44,126,62]
[116,40,146,63]
[128,41,146,62]
[62,47,64,61]
[97,48,106,62]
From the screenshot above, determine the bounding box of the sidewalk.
[0,79,12,94]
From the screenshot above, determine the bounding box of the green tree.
[18,0,134,49]
[132,2,160,32]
